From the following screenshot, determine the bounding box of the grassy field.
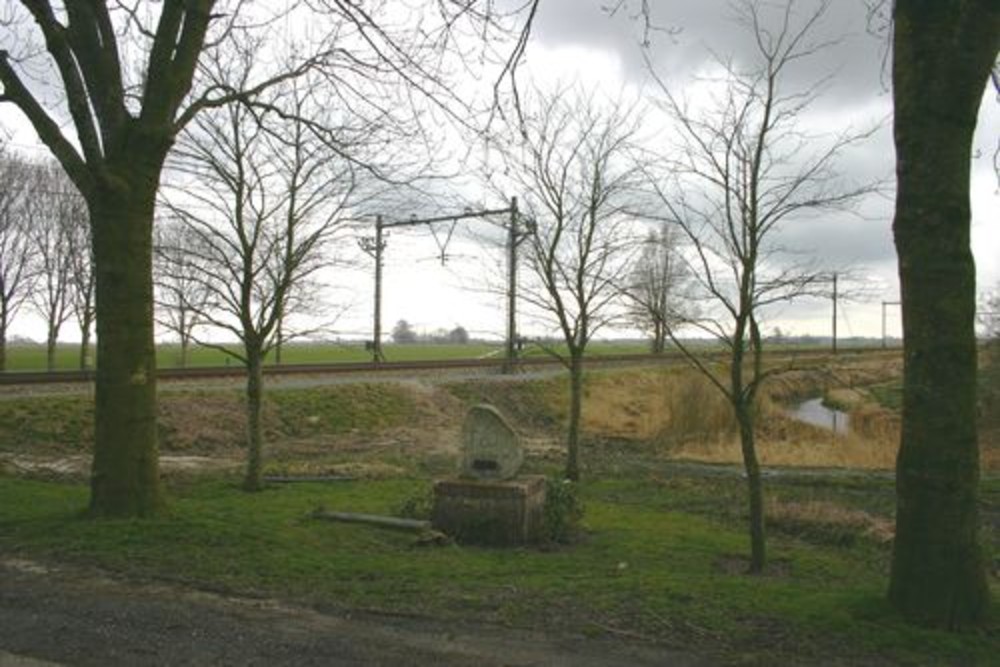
[1,341,505,371]
[0,472,996,665]
[2,341,665,371]
[1,358,997,663]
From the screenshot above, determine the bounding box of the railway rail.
[0,347,895,386]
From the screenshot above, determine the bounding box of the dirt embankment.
[4,353,997,477]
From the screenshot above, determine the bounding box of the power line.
[361,199,528,372]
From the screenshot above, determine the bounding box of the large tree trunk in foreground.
[87,181,163,517]
[888,0,996,627]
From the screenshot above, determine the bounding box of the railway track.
[0,347,895,386]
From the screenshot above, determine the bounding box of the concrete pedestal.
[432,475,546,546]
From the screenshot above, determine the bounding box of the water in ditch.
[786,397,850,436]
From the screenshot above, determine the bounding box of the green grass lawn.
[1,342,508,371]
[0,473,995,664]
[1,344,89,372]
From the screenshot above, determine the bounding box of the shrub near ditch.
[542,477,585,544]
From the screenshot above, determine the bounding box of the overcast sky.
[3,0,997,344]
[373,0,997,342]
[522,0,996,336]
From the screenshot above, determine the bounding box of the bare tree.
[165,77,353,492]
[0,0,541,517]
[0,145,34,370]
[623,225,690,354]
[153,219,212,368]
[645,0,878,573]
[501,89,642,481]
[65,198,95,370]
[272,274,331,365]
[27,161,81,371]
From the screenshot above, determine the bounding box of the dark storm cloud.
[777,212,894,267]
[531,0,889,104]
[529,0,907,306]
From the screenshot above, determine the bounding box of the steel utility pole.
[504,197,519,374]
[832,272,838,355]
[368,201,523,372]
[358,217,387,364]
[372,218,385,363]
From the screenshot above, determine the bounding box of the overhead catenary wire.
[364,198,526,372]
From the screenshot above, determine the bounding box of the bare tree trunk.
[729,312,767,572]
[78,314,92,370]
[887,0,994,627]
[180,331,190,368]
[275,318,284,365]
[0,315,7,372]
[565,352,584,481]
[87,183,163,517]
[45,332,57,372]
[736,407,765,573]
[243,350,265,492]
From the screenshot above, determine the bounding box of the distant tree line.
[390,319,469,345]
[0,148,93,372]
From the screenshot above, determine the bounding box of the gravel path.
[0,558,706,667]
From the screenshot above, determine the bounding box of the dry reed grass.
[669,422,900,470]
[573,357,918,471]
[766,497,895,545]
[578,366,736,442]
[484,354,999,472]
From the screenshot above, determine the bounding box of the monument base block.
[432,475,546,546]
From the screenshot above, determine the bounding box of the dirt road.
[0,557,706,667]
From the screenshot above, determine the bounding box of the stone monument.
[460,404,523,479]
[432,404,546,546]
